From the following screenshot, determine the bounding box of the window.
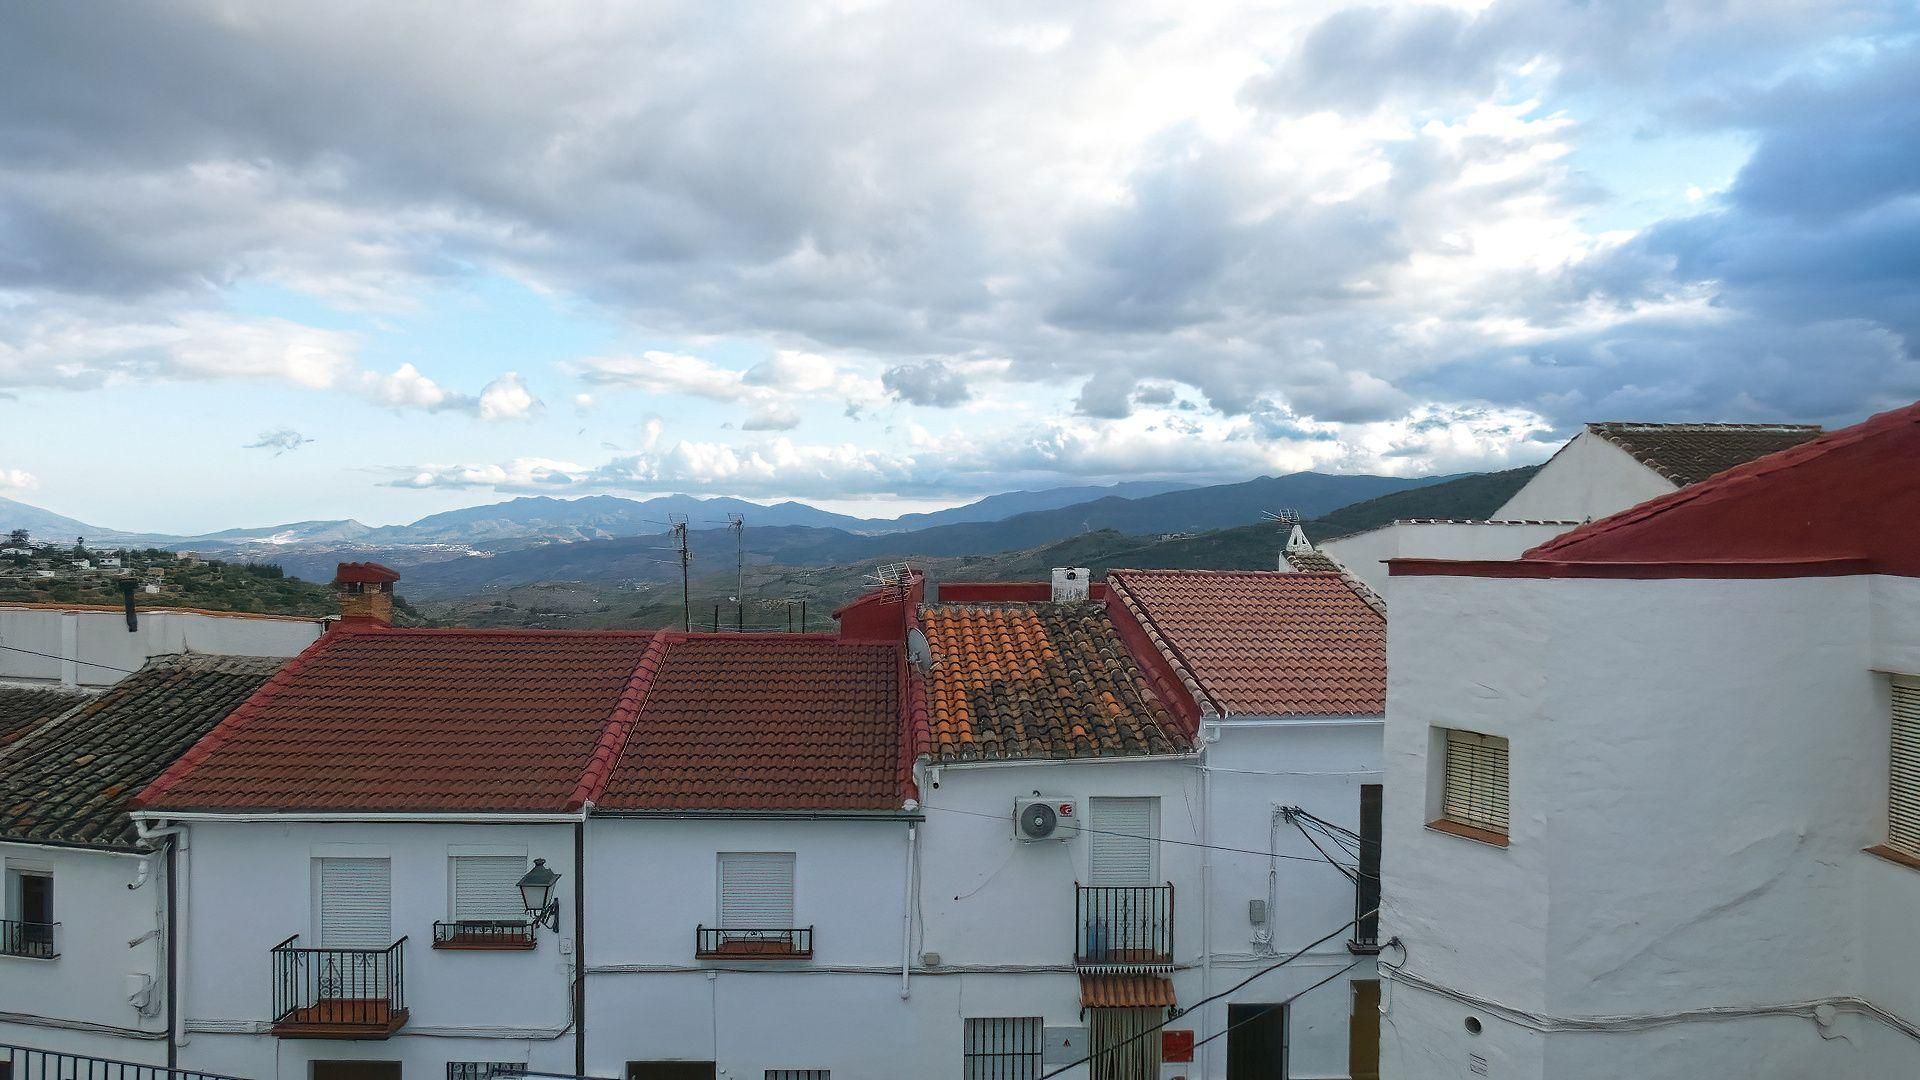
[1437,729,1509,841]
[315,858,391,948]
[765,1072,830,1080]
[1089,797,1157,886]
[719,852,796,931]
[312,1063,400,1080]
[1889,677,1920,858]
[450,856,527,922]
[3,866,55,959]
[964,1017,1044,1080]
[447,1064,524,1080]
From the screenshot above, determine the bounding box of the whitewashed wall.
[173,819,579,1080]
[1321,522,1576,597]
[1491,429,1675,522]
[0,842,168,1063]
[1381,572,1920,1080]
[0,607,323,688]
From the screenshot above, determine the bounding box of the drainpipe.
[899,813,919,999]
[133,820,189,1059]
[1197,718,1221,1080]
[574,808,589,1077]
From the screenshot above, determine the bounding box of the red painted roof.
[1520,400,1920,575]
[1105,570,1386,717]
[1080,973,1177,1009]
[334,561,401,584]
[597,634,904,811]
[135,627,657,813]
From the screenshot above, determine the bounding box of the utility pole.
[728,513,745,626]
[669,514,691,631]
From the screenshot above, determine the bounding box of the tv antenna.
[727,513,745,610]
[669,513,691,631]
[1261,508,1313,566]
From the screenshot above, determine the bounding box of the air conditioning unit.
[1051,567,1091,603]
[1015,796,1078,841]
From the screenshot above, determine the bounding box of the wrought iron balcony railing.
[432,920,536,950]
[270,935,409,1038]
[1075,883,1174,970]
[0,919,57,960]
[694,925,813,960]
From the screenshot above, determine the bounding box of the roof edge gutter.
[926,749,1203,772]
[587,809,926,821]
[131,810,589,825]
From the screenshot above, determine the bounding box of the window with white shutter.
[718,852,795,929]
[451,856,527,922]
[1089,798,1157,886]
[1440,729,1510,837]
[1889,678,1920,858]
[316,858,391,948]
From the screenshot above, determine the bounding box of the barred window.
[766,1072,830,1080]
[447,1063,524,1080]
[964,1017,1044,1080]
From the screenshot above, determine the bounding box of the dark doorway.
[1226,1003,1287,1079]
[626,1065,716,1080]
[312,1062,401,1080]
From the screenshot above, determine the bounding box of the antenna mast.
[669,514,691,631]
[728,513,745,611]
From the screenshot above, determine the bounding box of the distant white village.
[3,405,1917,1080]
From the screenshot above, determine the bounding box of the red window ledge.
[1426,818,1509,848]
[1865,844,1920,874]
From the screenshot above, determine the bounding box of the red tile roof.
[135,627,657,813]
[1080,974,1177,1009]
[597,634,905,811]
[1106,570,1386,717]
[916,602,1189,762]
[1522,400,1920,576]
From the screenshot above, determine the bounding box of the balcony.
[1075,883,1174,971]
[433,920,536,951]
[270,935,409,1038]
[694,925,813,960]
[0,919,57,960]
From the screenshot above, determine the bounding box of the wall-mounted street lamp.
[517,858,562,933]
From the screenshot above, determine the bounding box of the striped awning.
[1080,974,1177,1009]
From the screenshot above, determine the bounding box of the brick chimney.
[333,562,401,627]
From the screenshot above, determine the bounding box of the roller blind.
[452,856,527,922]
[1891,680,1920,856]
[719,852,795,929]
[1443,729,1510,834]
[1089,797,1156,886]
[317,858,390,948]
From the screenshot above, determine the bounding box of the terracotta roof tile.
[1586,422,1822,487]
[1106,570,1385,717]
[598,634,904,811]
[0,685,89,747]
[918,602,1189,762]
[2,656,282,849]
[136,627,657,813]
[1080,973,1177,1009]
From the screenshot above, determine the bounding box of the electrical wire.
[1293,820,1359,885]
[1035,915,1365,1079]
[915,802,1358,869]
[1188,958,1366,1053]
[0,642,136,674]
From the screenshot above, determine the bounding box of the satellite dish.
[906,627,934,672]
[1020,801,1058,840]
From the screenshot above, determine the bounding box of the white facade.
[0,841,171,1063]
[1490,429,1676,522]
[0,606,324,689]
[1380,571,1920,1079]
[1320,522,1575,598]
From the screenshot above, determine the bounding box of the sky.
[2,1,1917,533]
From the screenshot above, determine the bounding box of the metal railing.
[433,921,535,949]
[269,935,407,1031]
[1075,883,1174,968]
[694,926,813,959]
[0,919,57,959]
[2,1043,245,1080]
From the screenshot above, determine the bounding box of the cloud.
[477,372,541,421]
[243,428,314,455]
[0,467,38,491]
[741,403,802,431]
[882,359,972,407]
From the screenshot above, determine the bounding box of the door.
[312,858,392,1007]
[1349,981,1381,1080]
[16,873,53,957]
[627,1064,717,1080]
[1226,1003,1286,1080]
[311,1062,400,1080]
[1088,798,1159,959]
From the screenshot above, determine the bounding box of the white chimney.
[1050,567,1091,603]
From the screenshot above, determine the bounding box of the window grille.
[447,1064,525,1080]
[964,1017,1044,1080]
[1890,678,1920,856]
[1441,729,1509,834]
[765,1072,830,1080]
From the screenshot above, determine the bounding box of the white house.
[1318,421,1823,598]
[0,601,325,689]
[1377,402,1920,1079]
[0,654,284,1064]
